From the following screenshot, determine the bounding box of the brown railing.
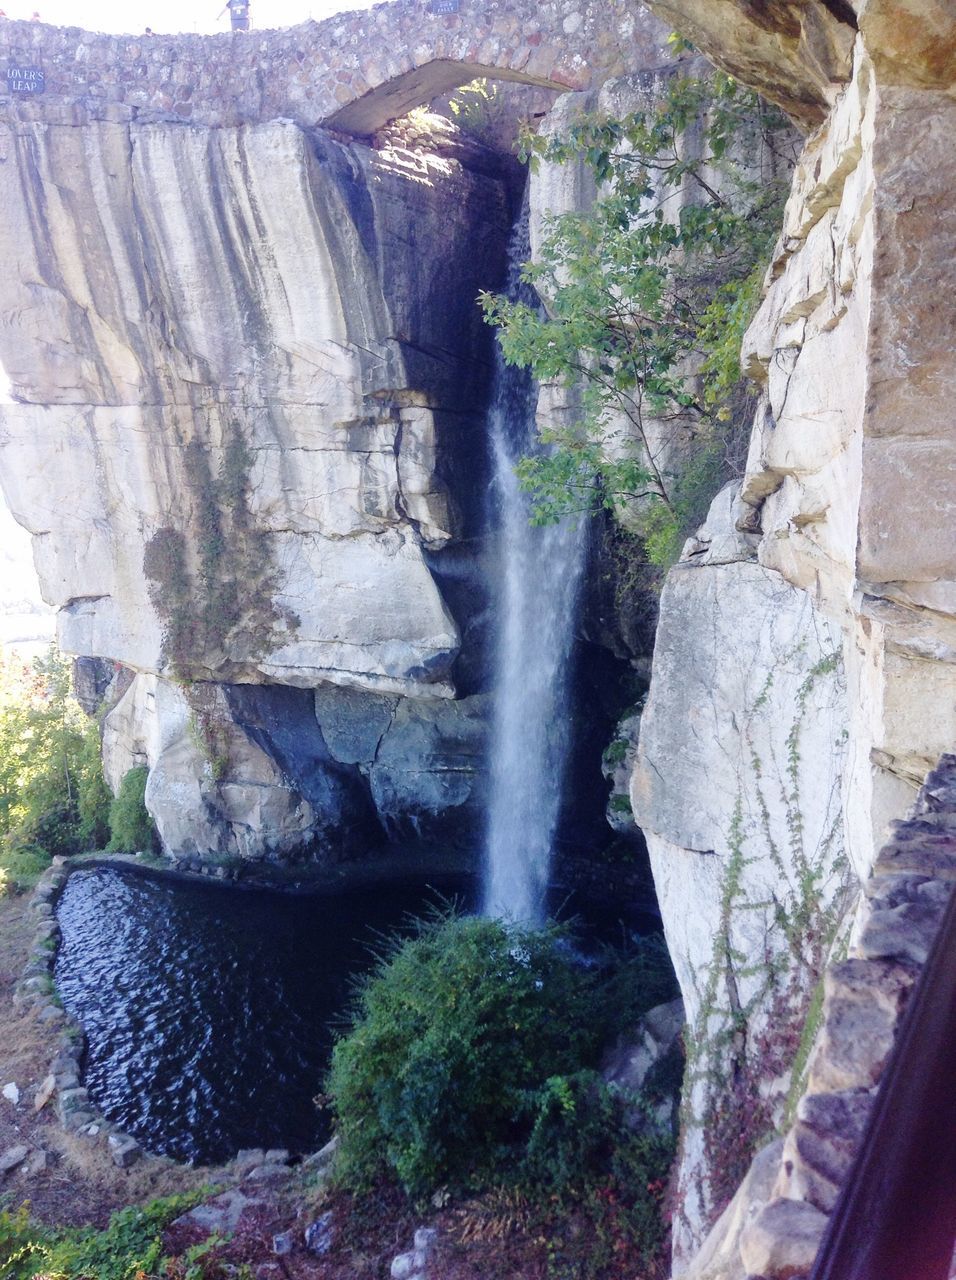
[809,881,956,1280]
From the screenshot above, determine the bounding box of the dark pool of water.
[55,864,476,1164]
[54,861,663,1165]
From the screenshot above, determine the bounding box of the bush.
[77,723,113,849]
[0,843,51,895]
[327,913,679,1275]
[327,913,678,1199]
[0,648,111,890]
[0,1192,207,1280]
[523,1070,675,1271]
[107,766,155,854]
[327,913,597,1199]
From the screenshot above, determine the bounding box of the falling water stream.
[483,209,587,924]
[51,206,598,1164]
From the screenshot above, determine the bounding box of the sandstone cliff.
[0,0,671,866]
[0,103,514,858]
[1,3,952,1268]
[631,0,956,1267]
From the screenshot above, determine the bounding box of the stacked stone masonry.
[0,1,669,134]
[682,754,956,1280]
[12,857,146,1168]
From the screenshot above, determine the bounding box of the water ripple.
[55,864,473,1164]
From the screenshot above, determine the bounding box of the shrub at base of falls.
[325,912,679,1274]
[106,765,157,856]
[0,648,112,892]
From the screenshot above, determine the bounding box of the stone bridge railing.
[0,0,669,134]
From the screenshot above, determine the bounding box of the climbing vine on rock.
[481,59,796,567]
[144,421,298,681]
[678,645,853,1225]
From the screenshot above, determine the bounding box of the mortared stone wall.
[0,0,670,134]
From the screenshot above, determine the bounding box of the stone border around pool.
[13,845,472,1171]
[13,853,152,1167]
[13,848,348,1170]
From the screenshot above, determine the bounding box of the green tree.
[0,647,111,889]
[480,62,794,567]
[107,765,155,854]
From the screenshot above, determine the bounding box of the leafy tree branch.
[480,60,796,567]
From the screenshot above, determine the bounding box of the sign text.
[7,65,45,94]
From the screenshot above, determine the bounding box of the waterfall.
[482,209,586,925]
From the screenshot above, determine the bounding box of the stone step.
[775,1090,874,1212]
[807,958,916,1094]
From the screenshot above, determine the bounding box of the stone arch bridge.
[0,0,669,133]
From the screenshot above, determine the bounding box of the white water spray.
[482,211,586,925]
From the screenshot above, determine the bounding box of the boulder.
[108,1133,142,1169]
[739,1196,828,1278]
[271,1231,295,1256]
[0,1145,29,1175]
[176,1188,258,1236]
[602,997,684,1130]
[304,1210,335,1256]
[368,693,490,838]
[34,1075,56,1112]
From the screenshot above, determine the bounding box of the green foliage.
[77,724,112,850]
[680,645,852,1221]
[327,911,678,1217]
[602,738,629,768]
[327,913,595,1199]
[481,66,794,567]
[107,766,155,855]
[0,1204,51,1280]
[448,78,507,147]
[0,648,111,890]
[184,684,232,784]
[522,1069,674,1272]
[0,846,49,897]
[0,1191,206,1280]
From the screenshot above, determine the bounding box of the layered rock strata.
[633,0,956,1267]
[0,107,511,859]
[632,492,851,1259]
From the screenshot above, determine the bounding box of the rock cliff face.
[0,105,514,859]
[0,492,55,657]
[0,1,674,866]
[632,0,956,1267]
